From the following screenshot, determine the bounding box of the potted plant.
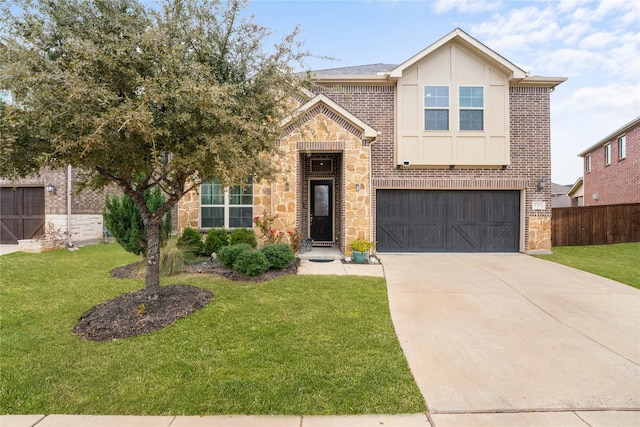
[349,238,376,264]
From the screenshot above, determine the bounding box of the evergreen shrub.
[234,250,270,276]
[229,228,257,248]
[260,243,295,269]
[217,243,252,267]
[204,228,229,254]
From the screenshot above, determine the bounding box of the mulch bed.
[74,257,299,341]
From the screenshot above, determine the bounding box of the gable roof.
[567,177,584,198]
[311,28,566,88]
[578,116,640,157]
[281,94,378,140]
[389,28,526,80]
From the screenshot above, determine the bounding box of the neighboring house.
[0,166,111,244]
[551,183,573,208]
[578,116,640,206]
[567,177,584,207]
[173,28,565,253]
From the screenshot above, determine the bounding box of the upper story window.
[618,135,626,160]
[459,86,484,131]
[585,154,591,173]
[424,86,449,130]
[604,143,611,166]
[200,178,253,228]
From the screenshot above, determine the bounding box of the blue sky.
[245,0,640,185]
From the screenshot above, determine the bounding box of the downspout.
[67,164,73,247]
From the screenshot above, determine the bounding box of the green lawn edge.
[535,242,640,289]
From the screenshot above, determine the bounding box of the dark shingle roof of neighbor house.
[311,63,398,76]
[551,182,573,208]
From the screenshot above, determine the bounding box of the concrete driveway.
[382,253,640,426]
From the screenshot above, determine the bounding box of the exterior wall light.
[46,183,55,193]
[285,182,289,191]
[536,177,546,191]
[355,183,360,192]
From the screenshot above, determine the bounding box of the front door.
[310,180,333,242]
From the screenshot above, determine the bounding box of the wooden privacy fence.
[551,203,640,247]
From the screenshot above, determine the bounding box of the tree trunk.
[144,216,161,297]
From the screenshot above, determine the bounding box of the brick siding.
[583,123,640,206]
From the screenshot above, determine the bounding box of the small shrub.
[229,228,257,248]
[177,227,204,255]
[260,243,295,269]
[234,250,270,276]
[160,246,194,276]
[204,228,229,254]
[217,243,252,267]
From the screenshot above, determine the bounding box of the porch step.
[298,246,343,260]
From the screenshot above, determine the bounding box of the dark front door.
[376,190,520,252]
[1,187,46,244]
[310,180,333,242]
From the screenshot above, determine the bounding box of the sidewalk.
[0,414,430,427]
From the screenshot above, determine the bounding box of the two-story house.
[177,28,566,254]
[578,116,639,206]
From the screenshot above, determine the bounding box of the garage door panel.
[377,224,408,250]
[0,187,45,244]
[410,225,445,251]
[377,190,519,252]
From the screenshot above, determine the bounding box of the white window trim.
[200,180,253,229]
[618,135,626,160]
[458,85,485,131]
[604,143,611,166]
[585,154,591,173]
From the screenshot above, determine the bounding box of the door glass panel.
[314,185,329,216]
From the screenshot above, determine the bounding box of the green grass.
[0,244,425,415]
[536,242,640,289]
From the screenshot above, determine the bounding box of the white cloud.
[432,0,501,14]
[579,31,617,50]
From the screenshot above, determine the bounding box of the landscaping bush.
[217,243,252,267]
[229,228,257,248]
[234,250,270,276]
[177,227,204,255]
[103,186,172,256]
[261,243,295,269]
[204,228,229,254]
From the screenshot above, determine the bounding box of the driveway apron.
[381,253,640,415]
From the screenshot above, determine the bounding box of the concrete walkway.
[382,253,640,426]
[0,414,430,427]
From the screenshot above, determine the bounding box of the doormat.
[308,259,334,263]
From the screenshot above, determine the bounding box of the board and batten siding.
[396,42,510,166]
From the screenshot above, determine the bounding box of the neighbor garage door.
[376,190,520,252]
[0,187,45,244]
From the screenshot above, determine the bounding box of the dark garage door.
[1,187,45,244]
[376,190,520,252]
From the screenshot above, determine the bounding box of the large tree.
[0,0,309,295]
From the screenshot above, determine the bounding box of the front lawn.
[0,244,425,415]
[535,242,640,289]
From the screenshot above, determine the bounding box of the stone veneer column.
[528,216,551,252]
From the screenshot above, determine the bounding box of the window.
[201,179,253,228]
[585,154,591,173]
[459,86,484,131]
[604,144,611,165]
[618,135,626,160]
[424,86,449,130]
